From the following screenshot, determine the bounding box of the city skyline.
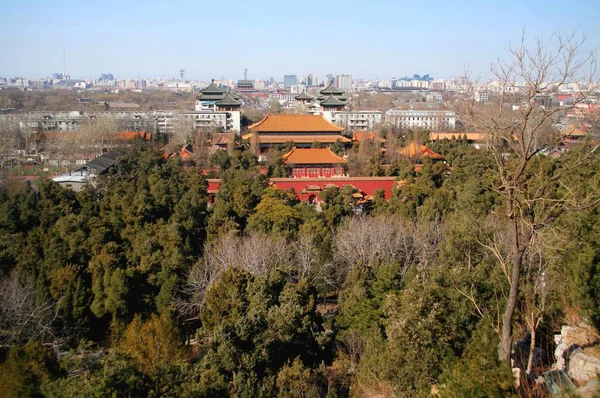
[1,0,599,81]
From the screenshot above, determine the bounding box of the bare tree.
[0,117,25,169]
[333,215,423,284]
[170,113,196,149]
[455,30,599,362]
[180,233,292,317]
[0,270,58,346]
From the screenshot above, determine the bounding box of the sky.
[0,0,598,82]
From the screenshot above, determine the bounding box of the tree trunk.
[498,219,524,363]
[526,321,536,374]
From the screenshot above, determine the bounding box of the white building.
[385,110,456,131]
[335,74,352,90]
[325,111,383,131]
[194,80,242,133]
[290,84,307,94]
[474,90,489,102]
[270,92,297,102]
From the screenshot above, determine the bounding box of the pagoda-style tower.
[294,90,314,105]
[215,90,242,112]
[319,94,346,112]
[194,79,242,133]
[317,80,347,111]
[195,79,242,111]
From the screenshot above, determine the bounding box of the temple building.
[397,142,443,161]
[318,81,348,112]
[294,90,314,105]
[316,80,382,131]
[236,79,256,93]
[282,147,346,178]
[242,114,351,153]
[193,79,242,133]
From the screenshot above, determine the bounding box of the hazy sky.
[1,0,598,81]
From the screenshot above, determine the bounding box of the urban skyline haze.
[1,0,599,81]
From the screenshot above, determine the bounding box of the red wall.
[207,177,398,202]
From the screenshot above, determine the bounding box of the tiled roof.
[210,133,236,146]
[86,150,123,173]
[244,134,351,144]
[397,142,443,160]
[201,79,225,94]
[295,90,314,100]
[215,91,242,107]
[320,82,345,95]
[180,144,194,159]
[561,126,586,137]
[352,131,385,143]
[430,132,486,141]
[320,94,347,106]
[248,114,344,133]
[283,148,346,165]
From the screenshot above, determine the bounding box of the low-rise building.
[326,111,382,131]
[283,147,346,178]
[242,114,350,153]
[385,109,456,131]
[195,79,242,133]
[53,150,123,191]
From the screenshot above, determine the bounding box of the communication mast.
[179,69,185,81]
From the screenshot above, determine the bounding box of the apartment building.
[385,110,456,131]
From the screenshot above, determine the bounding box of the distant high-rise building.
[284,75,297,89]
[306,74,319,87]
[52,73,64,80]
[100,73,114,81]
[335,74,352,90]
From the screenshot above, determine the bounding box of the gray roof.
[295,90,314,100]
[215,92,242,107]
[320,94,346,106]
[86,150,123,173]
[200,79,225,94]
[320,82,345,95]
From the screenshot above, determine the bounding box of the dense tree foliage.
[0,140,598,396]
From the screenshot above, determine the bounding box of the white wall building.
[385,110,456,131]
[336,74,352,90]
[474,90,489,102]
[325,111,382,131]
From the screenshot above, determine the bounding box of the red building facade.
[283,148,346,178]
[206,177,399,203]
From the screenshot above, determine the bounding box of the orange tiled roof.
[42,131,150,141]
[352,131,385,143]
[561,126,586,137]
[283,148,346,165]
[210,132,236,145]
[180,145,194,159]
[397,142,443,160]
[244,134,351,144]
[430,132,486,141]
[248,114,344,133]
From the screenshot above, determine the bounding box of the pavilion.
[242,114,350,153]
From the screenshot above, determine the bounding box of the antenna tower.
[244,68,247,80]
[179,69,185,81]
